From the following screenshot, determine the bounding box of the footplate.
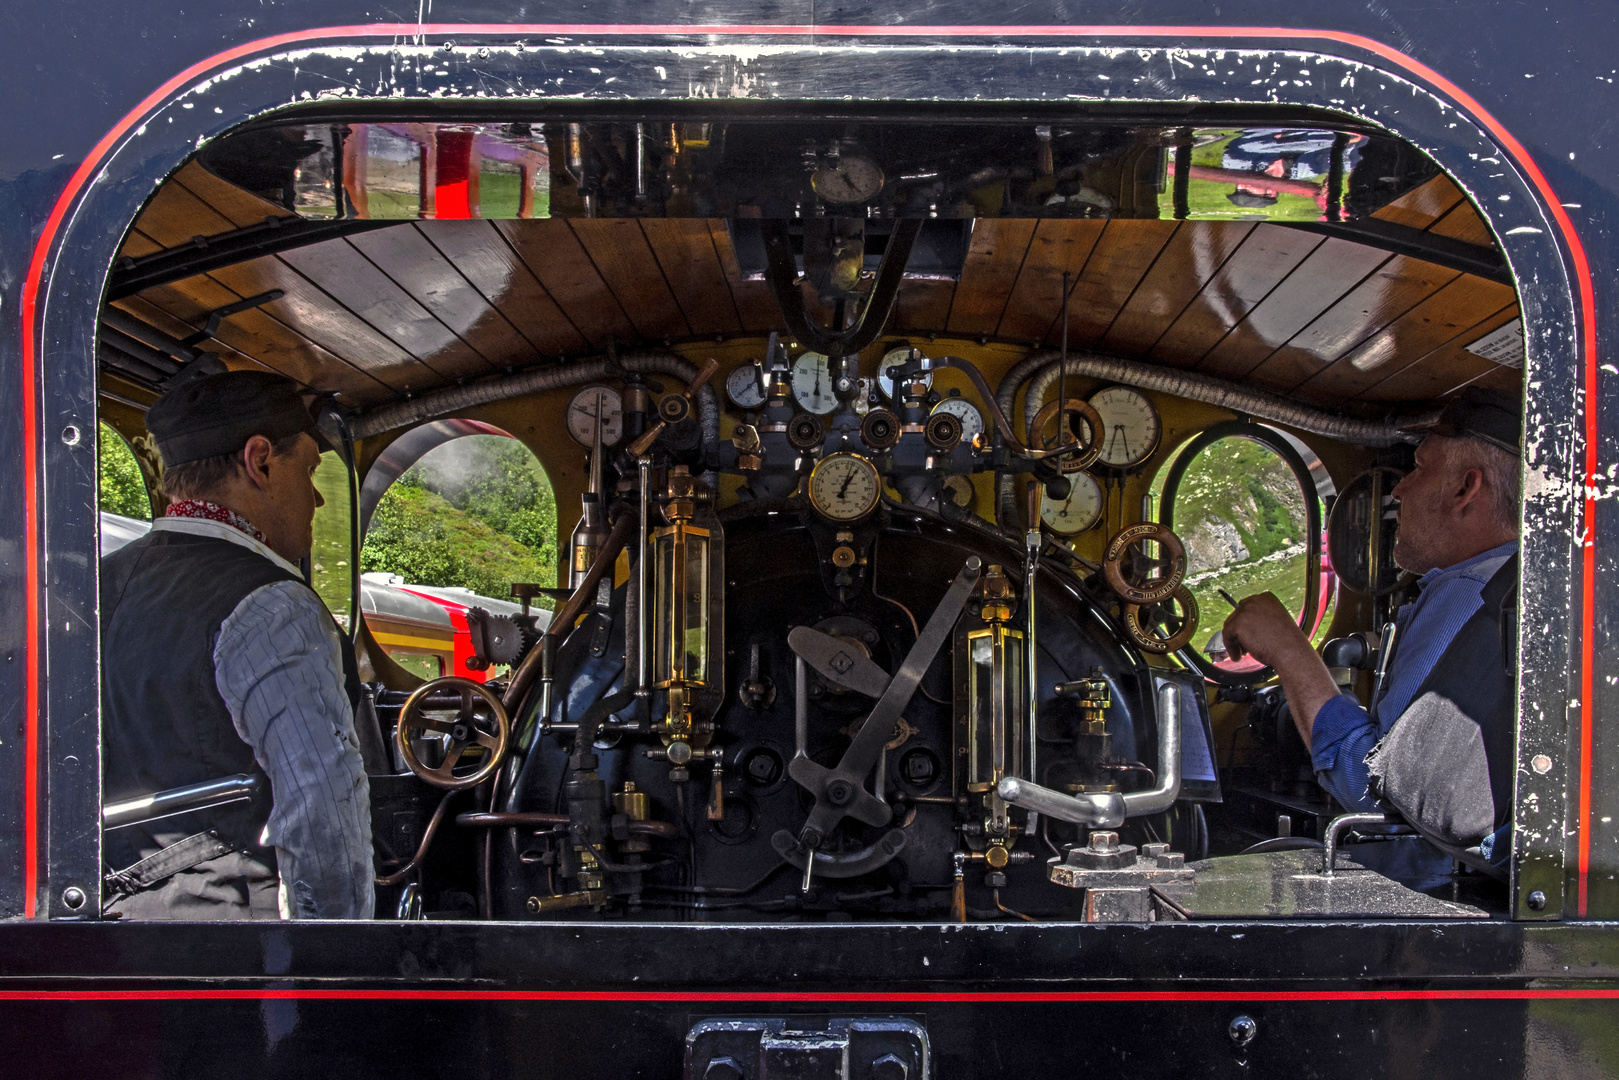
[686,1017,929,1080]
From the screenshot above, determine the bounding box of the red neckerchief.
[164,499,268,545]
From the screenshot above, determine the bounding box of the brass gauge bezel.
[1039,472,1105,535]
[807,451,882,523]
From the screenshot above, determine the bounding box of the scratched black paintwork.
[2,3,1619,1075]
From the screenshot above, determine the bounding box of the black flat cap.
[146,370,332,468]
[1402,386,1522,457]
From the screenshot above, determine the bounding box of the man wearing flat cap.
[101,371,373,919]
[1222,387,1522,867]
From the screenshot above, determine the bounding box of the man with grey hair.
[1221,388,1521,856]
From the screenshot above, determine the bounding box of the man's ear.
[239,434,277,493]
[1451,465,1489,517]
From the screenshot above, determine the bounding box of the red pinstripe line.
[20,21,1596,918]
[0,987,1615,1003]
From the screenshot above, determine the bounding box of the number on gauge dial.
[566,386,624,447]
[792,352,838,415]
[1040,473,1104,535]
[1088,386,1162,470]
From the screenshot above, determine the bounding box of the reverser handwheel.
[1029,396,1105,473]
[1102,522,1188,604]
[396,676,511,790]
[1121,585,1199,655]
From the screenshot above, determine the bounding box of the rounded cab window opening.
[360,430,557,684]
[1155,425,1338,674]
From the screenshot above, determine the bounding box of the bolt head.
[825,779,854,805]
[1528,890,1548,911]
[870,1053,909,1080]
[1090,831,1119,852]
[60,887,85,910]
[1228,1014,1258,1047]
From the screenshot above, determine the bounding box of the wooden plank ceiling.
[111,167,1521,414]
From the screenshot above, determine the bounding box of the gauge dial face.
[792,352,838,415]
[808,452,882,522]
[1040,473,1104,535]
[726,364,767,409]
[1088,386,1162,470]
[566,386,623,448]
[930,396,985,444]
[879,347,932,401]
[810,156,885,203]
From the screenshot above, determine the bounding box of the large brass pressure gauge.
[808,451,882,522]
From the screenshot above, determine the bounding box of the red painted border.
[0,987,1615,1003]
[20,21,1597,919]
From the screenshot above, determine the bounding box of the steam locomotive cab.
[100,113,1522,925]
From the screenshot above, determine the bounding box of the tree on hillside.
[99,423,151,520]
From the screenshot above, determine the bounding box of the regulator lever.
[790,556,983,842]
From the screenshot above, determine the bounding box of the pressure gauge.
[930,396,985,445]
[1088,386,1162,471]
[810,155,885,204]
[808,452,882,523]
[1040,473,1104,535]
[879,347,932,401]
[726,363,767,409]
[792,352,838,415]
[566,386,623,448]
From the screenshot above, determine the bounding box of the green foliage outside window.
[99,423,151,520]
[361,434,557,606]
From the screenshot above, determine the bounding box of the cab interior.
[95,108,1525,922]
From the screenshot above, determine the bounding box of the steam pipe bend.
[350,350,721,447]
[1022,352,1417,448]
[994,350,1061,529]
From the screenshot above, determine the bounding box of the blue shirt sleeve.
[1310,693,1383,811]
[214,580,375,919]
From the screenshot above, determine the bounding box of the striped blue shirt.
[152,516,374,919]
[1310,541,1518,811]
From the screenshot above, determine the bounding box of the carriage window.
[309,451,357,632]
[1157,427,1335,671]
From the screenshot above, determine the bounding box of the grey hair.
[1446,434,1521,534]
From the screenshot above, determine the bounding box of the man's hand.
[1222,592,1312,668]
[1221,592,1341,746]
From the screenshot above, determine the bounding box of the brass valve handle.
[627,357,720,458]
[1029,396,1105,473]
[1121,585,1200,655]
[1102,521,1188,605]
[396,676,511,790]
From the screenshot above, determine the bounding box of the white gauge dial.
[810,156,885,204]
[879,347,932,401]
[1088,385,1162,470]
[566,385,623,448]
[726,364,767,409]
[792,352,838,415]
[808,452,882,522]
[930,396,985,444]
[1040,473,1104,535]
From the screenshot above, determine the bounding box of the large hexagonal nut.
[704,1055,746,1080]
[870,1053,909,1080]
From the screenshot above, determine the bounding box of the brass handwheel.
[1102,522,1188,604]
[1029,397,1105,473]
[396,676,510,790]
[1122,585,1199,655]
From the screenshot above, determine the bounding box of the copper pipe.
[377,790,456,887]
[456,811,678,840]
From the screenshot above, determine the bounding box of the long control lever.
[787,557,982,888]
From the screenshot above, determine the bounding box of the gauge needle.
[838,469,855,498]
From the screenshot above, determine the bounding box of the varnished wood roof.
[109,165,1519,416]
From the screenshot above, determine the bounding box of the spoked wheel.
[1102,522,1188,604]
[396,676,511,790]
[1122,585,1200,655]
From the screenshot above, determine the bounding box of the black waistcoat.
[101,529,360,868]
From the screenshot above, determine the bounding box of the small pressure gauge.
[1040,473,1104,535]
[808,452,882,523]
[1088,385,1162,471]
[930,396,985,444]
[810,155,885,204]
[792,352,838,415]
[566,385,623,448]
[726,363,767,409]
[879,347,932,401]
